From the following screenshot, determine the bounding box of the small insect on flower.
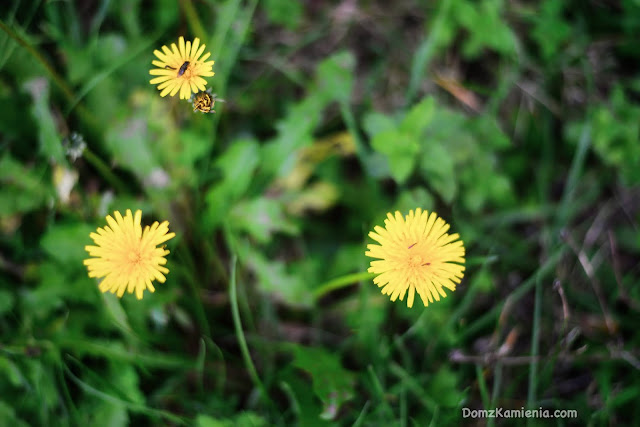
[177,61,190,76]
[165,61,191,77]
[150,36,215,99]
[190,90,224,114]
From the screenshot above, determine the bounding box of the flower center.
[127,250,144,267]
[406,242,430,268]
[407,253,425,268]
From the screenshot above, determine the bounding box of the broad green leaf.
[287,182,340,215]
[230,197,299,243]
[0,156,50,216]
[286,344,355,420]
[90,400,128,427]
[246,250,313,307]
[316,51,355,104]
[24,78,65,163]
[487,173,515,206]
[419,142,456,203]
[471,115,511,149]
[400,96,436,136]
[176,129,213,177]
[105,117,156,177]
[0,290,15,315]
[102,294,138,342]
[570,85,640,185]
[362,111,397,138]
[427,368,464,408]
[388,151,418,184]
[396,187,435,214]
[203,183,232,230]
[196,412,267,427]
[263,0,303,29]
[0,357,24,388]
[370,129,399,155]
[470,268,494,293]
[0,401,29,427]
[461,182,485,213]
[214,139,260,200]
[328,243,368,277]
[453,0,516,59]
[261,95,324,178]
[531,0,571,61]
[23,262,96,319]
[40,223,95,265]
[371,130,419,184]
[279,369,330,426]
[203,139,260,229]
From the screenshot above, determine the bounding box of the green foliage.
[1,0,639,425]
[567,85,640,185]
[365,97,434,184]
[530,0,571,62]
[449,0,517,59]
[0,155,51,216]
[286,344,355,419]
[196,412,267,427]
[366,97,514,210]
[263,0,302,30]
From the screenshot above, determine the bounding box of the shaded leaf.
[286,344,355,420]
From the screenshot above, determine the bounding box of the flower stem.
[0,19,100,132]
[181,0,207,42]
[229,254,271,405]
[0,19,74,102]
[82,147,128,195]
[313,271,377,300]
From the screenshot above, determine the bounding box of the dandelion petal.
[365,208,465,308]
[84,210,175,300]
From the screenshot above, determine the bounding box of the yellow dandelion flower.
[83,210,176,299]
[365,208,465,308]
[149,36,215,100]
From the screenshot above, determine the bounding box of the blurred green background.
[1,0,640,425]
